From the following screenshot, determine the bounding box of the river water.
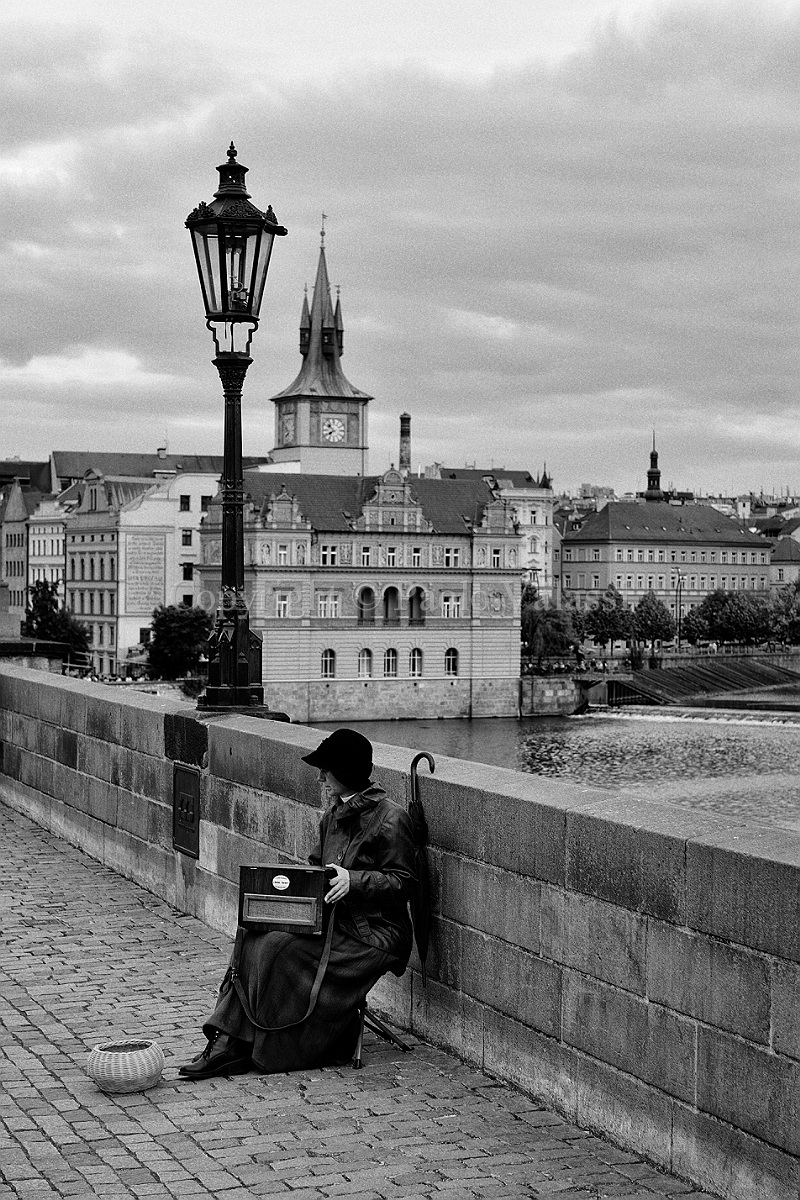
[315,711,800,832]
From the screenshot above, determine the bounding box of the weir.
[0,663,797,1200]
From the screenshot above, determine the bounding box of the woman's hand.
[324,863,350,903]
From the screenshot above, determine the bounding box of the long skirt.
[205,926,394,1073]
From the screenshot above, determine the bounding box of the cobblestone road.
[0,803,716,1200]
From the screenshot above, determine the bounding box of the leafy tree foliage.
[772,583,800,645]
[584,586,632,651]
[681,589,774,645]
[521,586,582,660]
[147,604,213,679]
[23,581,89,659]
[632,591,676,648]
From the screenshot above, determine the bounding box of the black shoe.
[178,1032,251,1080]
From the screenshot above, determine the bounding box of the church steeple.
[268,224,373,475]
[645,433,664,501]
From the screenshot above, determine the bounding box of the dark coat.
[309,783,416,972]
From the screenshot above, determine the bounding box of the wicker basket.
[87,1039,165,1093]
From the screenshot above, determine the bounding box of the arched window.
[357,587,375,625]
[383,586,400,626]
[409,648,423,678]
[99,558,105,580]
[70,559,76,580]
[90,558,95,580]
[80,558,86,580]
[357,648,373,678]
[408,586,425,626]
[383,648,398,678]
[110,558,115,580]
[444,647,459,677]
[321,649,336,679]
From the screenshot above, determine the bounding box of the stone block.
[687,828,800,963]
[146,798,172,850]
[697,1026,799,1156]
[482,1009,577,1117]
[439,854,540,953]
[208,717,268,790]
[230,785,294,855]
[116,789,149,841]
[565,797,715,922]
[87,775,118,825]
[425,914,463,989]
[77,736,113,783]
[56,683,87,735]
[773,960,800,1061]
[198,867,238,936]
[118,695,168,758]
[460,926,561,1035]
[51,804,105,862]
[38,755,55,798]
[574,1053,674,1167]
[11,712,39,753]
[85,693,122,745]
[647,921,771,1043]
[410,975,484,1065]
[16,747,40,791]
[562,972,696,1103]
[483,790,566,885]
[370,965,413,1033]
[671,1102,800,1200]
[54,728,78,770]
[540,887,647,994]
[296,800,321,861]
[130,750,171,803]
[164,711,207,767]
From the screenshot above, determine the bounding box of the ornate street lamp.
[186,144,287,708]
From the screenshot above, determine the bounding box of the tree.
[633,591,676,651]
[685,589,773,646]
[23,581,89,660]
[771,584,800,645]
[521,586,580,661]
[148,604,214,679]
[584,586,632,653]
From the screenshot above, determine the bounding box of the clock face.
[322,416,346,443]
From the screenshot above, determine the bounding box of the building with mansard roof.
[197,464,523,721]
[266,231,372,475]
[561,443,772,620]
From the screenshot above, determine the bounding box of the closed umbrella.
[409,751,435,984]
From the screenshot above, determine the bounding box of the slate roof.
[772,538,800,562]
[437,468,539,488]
[564,501,769,547]
[244,472,496,535]
[51,451,267,485]
[0,461,50,491]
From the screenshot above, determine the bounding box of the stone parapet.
[0,662,797,1200]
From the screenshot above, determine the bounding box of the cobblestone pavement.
[1,804,716,1200]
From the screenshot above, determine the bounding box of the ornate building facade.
[198,468,523,721]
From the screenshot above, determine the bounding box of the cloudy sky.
[2,0,798,496]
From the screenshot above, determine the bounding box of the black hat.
[301,728,374,791]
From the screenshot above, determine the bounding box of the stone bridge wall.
[0,664,797,1200]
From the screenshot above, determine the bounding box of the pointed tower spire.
[645,435,664,501]
[334,285,344,355]
[299,285,311,357]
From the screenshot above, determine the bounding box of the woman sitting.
[179,728,416,1079]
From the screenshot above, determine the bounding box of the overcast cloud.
[1,0,798,495]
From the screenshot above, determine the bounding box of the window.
[592,574,600,589]
[636,576,643,589]
[637,550,644,562]
[182,564,194,581]
[721,551,728,564]
[627,549,634,562]
[760,552,767,565]
[778,569,785,582]
[615,549,624,562]
[321,649,336,679]
[320,544,338,566]
[690,551,697,563]
[386,546,397,567]
[109,594,115,615]
[276,592,290,618]
[657,575,665,588]
[409,648,423,678]
[647,550,654,562]
[444,547,461,567]
[564,574,572,588]
[139,628,151,644]
[180,495,191,512]
[357,648,373,678]
[358,587,375,624]
[492,548,502,568]
[201,495,213,513]
[383,587,400,625]
[110,559,115,580]
[408,587,425,626]
[317,592,340,618]
[616,575,623,589]
[182,530,192,546]
[383,648,398,677]
[564,549,573,562]
[441,594,462,618]
[592,548,601,562]
[412,547,422,567]
[444,647,459,677]
[658,550,665,563]
[278,544,288,565]
[361,545,371,567]
[182,595,193,607]
[99,559,105,580]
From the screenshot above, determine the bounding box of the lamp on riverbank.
[186,144,287,708]
[675,571,685,651]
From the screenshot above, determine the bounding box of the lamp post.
[675,571,685,651]
[186,144,287,708]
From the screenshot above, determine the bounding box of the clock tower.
[267,226,372,475]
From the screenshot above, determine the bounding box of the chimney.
[157,446,167,460]
[399,413,411,478]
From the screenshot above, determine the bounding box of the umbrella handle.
[410,751,435,802]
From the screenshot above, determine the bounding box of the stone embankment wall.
[265,677,520,722]
[0,664,797,1200]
